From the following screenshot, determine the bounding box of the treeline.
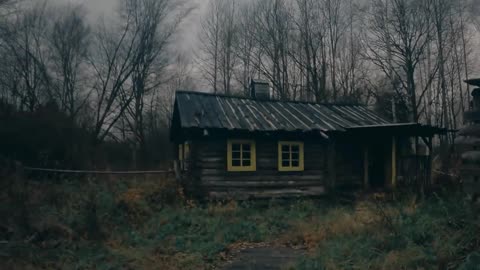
[197,0,479,144]
[0,0,193,168]
[0,0,479,168]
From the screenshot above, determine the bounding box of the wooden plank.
[208,186,326,199]
[202,180,324,188]
[200,169,325,175]
[200,175,324,182]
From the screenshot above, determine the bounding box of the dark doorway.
[369,145,386,188]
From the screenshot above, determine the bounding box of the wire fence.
[22,166,174,176]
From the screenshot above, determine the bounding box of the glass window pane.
[282,153,290,160]
[232,159,241,166]
[243,144,251,152]
[281,145,289,153]
[232,151,241,159]
[232,143,241,152]
[243,151,251,160]
[243,160,251,167]
[282,160,290,167]
[291,145,300,153]
[292,152,299,160]
[292,160,299,167]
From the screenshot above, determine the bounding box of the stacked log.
[456,79,480,200]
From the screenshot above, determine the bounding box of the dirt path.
[222,247,305,270]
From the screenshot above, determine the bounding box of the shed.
[171,86,443,199]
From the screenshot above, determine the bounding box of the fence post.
[14,162,30,232]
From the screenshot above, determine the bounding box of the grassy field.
[1,174,480,269]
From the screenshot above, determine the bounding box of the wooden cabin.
[171,82,443,199]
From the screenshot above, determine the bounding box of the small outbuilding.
[171,81,443,199]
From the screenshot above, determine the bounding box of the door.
[369,145,386,188]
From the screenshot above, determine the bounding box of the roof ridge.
[175,90,364,107]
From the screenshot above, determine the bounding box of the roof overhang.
[346,122,449,137]
[465,78,480,87]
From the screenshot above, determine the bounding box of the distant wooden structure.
[171,81,444,199]
[456,78,480,199]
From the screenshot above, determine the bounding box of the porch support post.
[421,136,434,187]
[391,136,397,189]
[328,140,336,189]
[363,146,369,190]
[428,136,433,186]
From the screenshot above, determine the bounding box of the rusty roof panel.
[174,91,395,132]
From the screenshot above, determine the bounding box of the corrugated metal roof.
[174,91,397,133]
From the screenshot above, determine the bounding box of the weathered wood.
[328,140,336,188]
[363,146,369,189]
[391,136,397,189]
[199,169,325,176]
[201,175,324,182]
[209,186,326,199]
[187,137,366,199]
[423,136,433,186]
[203,180,324,188]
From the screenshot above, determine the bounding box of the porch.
[332,123,443,191]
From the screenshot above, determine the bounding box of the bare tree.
[119,0,189,162]
[89,13,142,143]
[292,0,328,102]
[432,0,452,139]
[49,4,90,121]
[89,0,189,144]
[198,0,237,94]
[252,0,293,100]
[323,0,348,101]
[365,0,437,122]
[0,1,52,112]
[156,54,195,129]
[234,3,259,96]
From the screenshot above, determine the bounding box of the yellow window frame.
[227,140,256,172]
[278,141,304,172]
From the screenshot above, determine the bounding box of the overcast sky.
[54,0,480,78]
[53,0,208,57]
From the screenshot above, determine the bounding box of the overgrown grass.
[294,194,480,270]
[1,174,479,269]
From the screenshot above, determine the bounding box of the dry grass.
[1,174,478,270]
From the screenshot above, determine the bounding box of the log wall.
[182,137,364,199]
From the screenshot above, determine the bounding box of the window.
[227,140,256,171]
[278,141,304,171]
